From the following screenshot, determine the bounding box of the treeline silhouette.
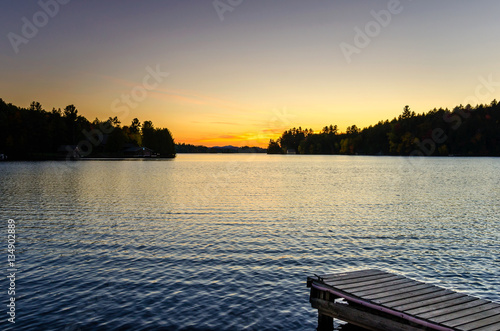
[268,101,500,156]
[0,98,176,159]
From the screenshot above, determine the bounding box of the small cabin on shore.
[123,146,155,157]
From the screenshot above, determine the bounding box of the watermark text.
[7,0,71,54]
[6,219,17,324]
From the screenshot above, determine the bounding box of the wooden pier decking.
[307,269,500,331]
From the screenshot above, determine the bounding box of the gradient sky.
[2,0,500,147]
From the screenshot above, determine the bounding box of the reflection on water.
[0,155,499,330]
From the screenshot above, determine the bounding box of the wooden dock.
[307,269,500,331]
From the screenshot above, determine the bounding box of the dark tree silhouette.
[130,118,141,133]
[267,101,500,156]
[267,139,283,154]
[0,98,176,159]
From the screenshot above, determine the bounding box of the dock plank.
[320,269,384,282]
[472,321,500,331]
[365,283,438,301]
[371,287,444,305]
[333,274,403,287]
[391,291,464,311]
[455,314,500,330]
[322,271,392,285]
[337,277,413,293]
[348,280,424,297]
[442,303,500,326]
[325,274,401,289]
[406,296,480,317]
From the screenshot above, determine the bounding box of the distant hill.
[176,143,266,153]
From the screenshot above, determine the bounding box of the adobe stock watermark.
[64,64,169,160]
[213,0,243,21]
[110,65,169,120]
[410,73,500,158]
[253,106,296,148]
[6,219,17,324]
[340,0,410,64]
[269,107,296,132]
[462,74,500,107]
[7,0,71,54]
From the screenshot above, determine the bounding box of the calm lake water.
[1,155,499,330]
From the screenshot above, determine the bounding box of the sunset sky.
[2,0,500,147]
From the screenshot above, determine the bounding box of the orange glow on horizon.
[177,131,280,148]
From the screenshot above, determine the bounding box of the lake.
[0,155,499,330]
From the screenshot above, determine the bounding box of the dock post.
[317,313,333,331]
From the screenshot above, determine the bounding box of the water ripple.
[0,156,499,330]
